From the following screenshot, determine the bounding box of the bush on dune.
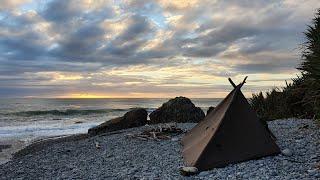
[250,9,320,121]
[250,76,315,120]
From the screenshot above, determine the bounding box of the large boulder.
[149,96,205,124]
[88,108,147,136]
[206,106,215,115]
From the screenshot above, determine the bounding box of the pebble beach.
[0,118,319,179]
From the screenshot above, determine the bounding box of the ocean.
[0,98,222,146]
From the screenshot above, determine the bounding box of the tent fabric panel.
[181,88,237,166]
[193,89,280,170]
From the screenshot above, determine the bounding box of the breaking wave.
[5,107,156,117]
[7,109,127,116]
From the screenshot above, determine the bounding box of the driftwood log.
[125,124,184,141]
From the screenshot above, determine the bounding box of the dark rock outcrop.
[88,108,147,136]
[149,96,205,124]
[206,106,215,115]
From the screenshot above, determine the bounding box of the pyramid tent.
[181,77,280,171]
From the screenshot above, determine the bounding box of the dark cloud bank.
[0,0,318,97]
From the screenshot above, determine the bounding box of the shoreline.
[10,129,130,160]
[1,118,319,179]
[0,133,90,165]
[12,133,88,159]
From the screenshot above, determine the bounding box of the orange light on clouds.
[55,91,232,99]
[57,93,114,99]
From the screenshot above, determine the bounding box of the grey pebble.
[198,171,211,177]
[307,169,318,176]
[281,148,293,156]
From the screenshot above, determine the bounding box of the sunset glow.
[0,0,317,98]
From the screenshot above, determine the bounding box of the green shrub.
[250,77,307,121]
[250,9,320,121]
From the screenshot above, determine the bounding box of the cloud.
[0,0,31,11]
[41,0,115,22]
[42,1,80,22]
[102,14,156,58]
[49,23,105,59]
[0,0,317,97]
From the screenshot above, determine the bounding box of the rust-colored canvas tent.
[181,77,280,171]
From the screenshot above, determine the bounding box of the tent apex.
[228,76,248,89]
[228,78,237,88]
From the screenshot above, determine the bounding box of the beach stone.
[270,171,278,176]
[281,148,293,156]
[149,96,205,124]
[198,171,211,177]
[206,106,215,115]
[307,169,318,175]
[310,155,318,159]
[179,166,198,176]
[88,108,148,136]
[171,137,179,142]
[243,174,249,178]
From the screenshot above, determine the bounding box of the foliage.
[250,76,310,120]
[298,9,320,80]
[250,9,320,121]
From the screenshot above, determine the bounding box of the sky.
[0,0,319,98]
